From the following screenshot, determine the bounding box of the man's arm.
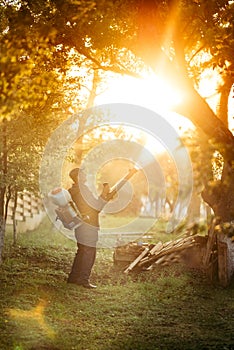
[79,184,108,212]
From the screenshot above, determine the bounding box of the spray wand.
[102,167,139,200]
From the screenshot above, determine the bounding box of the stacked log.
[123,236,197,274]
[114,219,234,287]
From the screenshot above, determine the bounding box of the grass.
[0,217,234,350]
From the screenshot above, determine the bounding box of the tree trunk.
[4,185,11,223]
[135,1,234,222]
[0,216,5,264]
[202,162,234,222]
[0,118,7,263]
[0,188,6,264]
[12,189,18,245]
[216,68,234,127]
[74,69,100,164]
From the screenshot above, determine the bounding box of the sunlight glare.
[95,73,195,135]
[7,300,55,339]
[96,73,183,113]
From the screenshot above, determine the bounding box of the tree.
[26,0,234,221]
[0,105,65,261]
[132,0,234,222]
[0,1,74,261]
[1,0,234,230]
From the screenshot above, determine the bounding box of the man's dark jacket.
[68,183,106,247]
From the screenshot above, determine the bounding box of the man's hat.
[69,168,83,183]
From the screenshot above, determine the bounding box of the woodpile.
[113,219,234,287]
[114,235,198,274]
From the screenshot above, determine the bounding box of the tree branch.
[188,44,206,65]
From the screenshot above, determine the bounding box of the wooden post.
[203,218,217,267]
[217,232,234,288]
[217,238,229,287]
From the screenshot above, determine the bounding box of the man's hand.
[100,183,117,201]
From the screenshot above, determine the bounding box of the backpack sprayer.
[49,167,139,230]
[48,187,83,230]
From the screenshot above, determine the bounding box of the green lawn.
[0,217,233,350]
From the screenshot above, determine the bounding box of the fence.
[6,192,45,233]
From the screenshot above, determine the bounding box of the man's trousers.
[68,243,96,284]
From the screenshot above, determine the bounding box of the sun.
[96,73,182,112]
[95,72,194,133]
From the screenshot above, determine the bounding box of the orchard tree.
[0,0,129,261]
[11,0,233,222]
[114,0,233,222]
[0,1,73,261]
[1,1,234,242]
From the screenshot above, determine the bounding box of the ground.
[0,218,234,350]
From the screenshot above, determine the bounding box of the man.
[67,167,114,289]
